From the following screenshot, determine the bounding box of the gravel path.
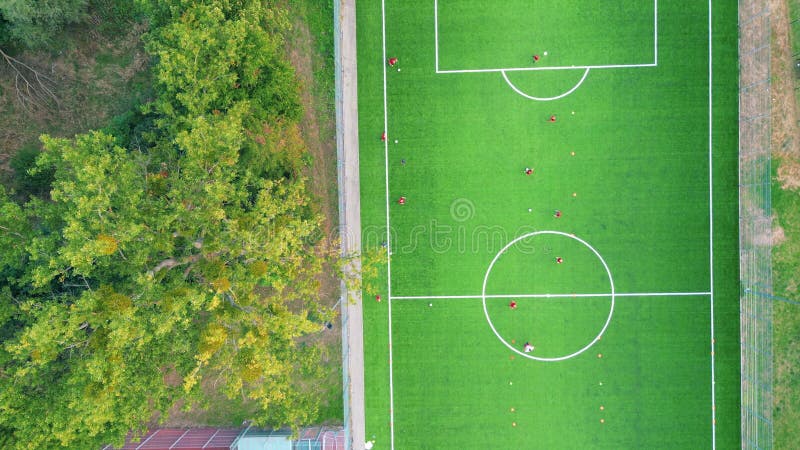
[335,0,365,449]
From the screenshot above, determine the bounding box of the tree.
[0,116,331,448]
[0,1,335,447]
[0,0,89,48]
[143,0,301,126]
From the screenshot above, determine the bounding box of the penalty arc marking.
[501,68,591,102]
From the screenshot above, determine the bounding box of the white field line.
[134,429,158,450]
[389,0,715,445]
[380,0,395,448]
[501,68,590,101]
[202,429,221,448]
[437,63,656,74]
[380,0,391,303]
[171,429,191,449]
[434,0,439,72]
[479,231,617,363]
[391,291,712,301]
[433,1,658,74]
[654,0,659,65]
[708,0,716,448]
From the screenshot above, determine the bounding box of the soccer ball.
[394,139,399,144]
[428,303,433,307]
[398,68,401,72]
[544,51,548,56]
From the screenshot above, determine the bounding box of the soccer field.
[356,1,740,448]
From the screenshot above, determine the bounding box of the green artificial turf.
[356,1,740,448]
[436,0,655,70]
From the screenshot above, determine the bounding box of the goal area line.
[437,63,657,74]
[433,0,659,73]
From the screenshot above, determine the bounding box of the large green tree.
[0,0,88,48]
[143,0,301,126]
[0,1,334,448]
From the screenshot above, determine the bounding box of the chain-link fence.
[739,1,774,448]
[790,1,800,122]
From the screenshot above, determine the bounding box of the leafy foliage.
[143,0,300,125]
[8,143,54,200]
[0,1,336,448]
[0,0,89,48]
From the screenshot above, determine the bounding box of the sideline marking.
[501,68,590,101]
[707,0,716,447]
[379,0,395,448]
[380,0,716,447]
[391,292,712,300]
[481,231,615,362]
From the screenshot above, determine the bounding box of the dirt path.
[333,0,366,448]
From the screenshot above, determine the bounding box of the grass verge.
[773,1,800,448]
[284,0,343,425]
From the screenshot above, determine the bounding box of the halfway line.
[391,291,712,300]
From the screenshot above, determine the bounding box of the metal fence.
[739,0,774,448]
[293,427,347,450]
[791,0,800,124]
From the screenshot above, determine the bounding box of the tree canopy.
[0,1,335,448]
[0,0,89,48]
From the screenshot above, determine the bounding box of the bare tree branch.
[0,224,26,240]
[148,257,189,276]
[223,293,254,313]
[148,249,220,277]
[0,47,60,112]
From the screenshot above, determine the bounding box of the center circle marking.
[481,231,615,362]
